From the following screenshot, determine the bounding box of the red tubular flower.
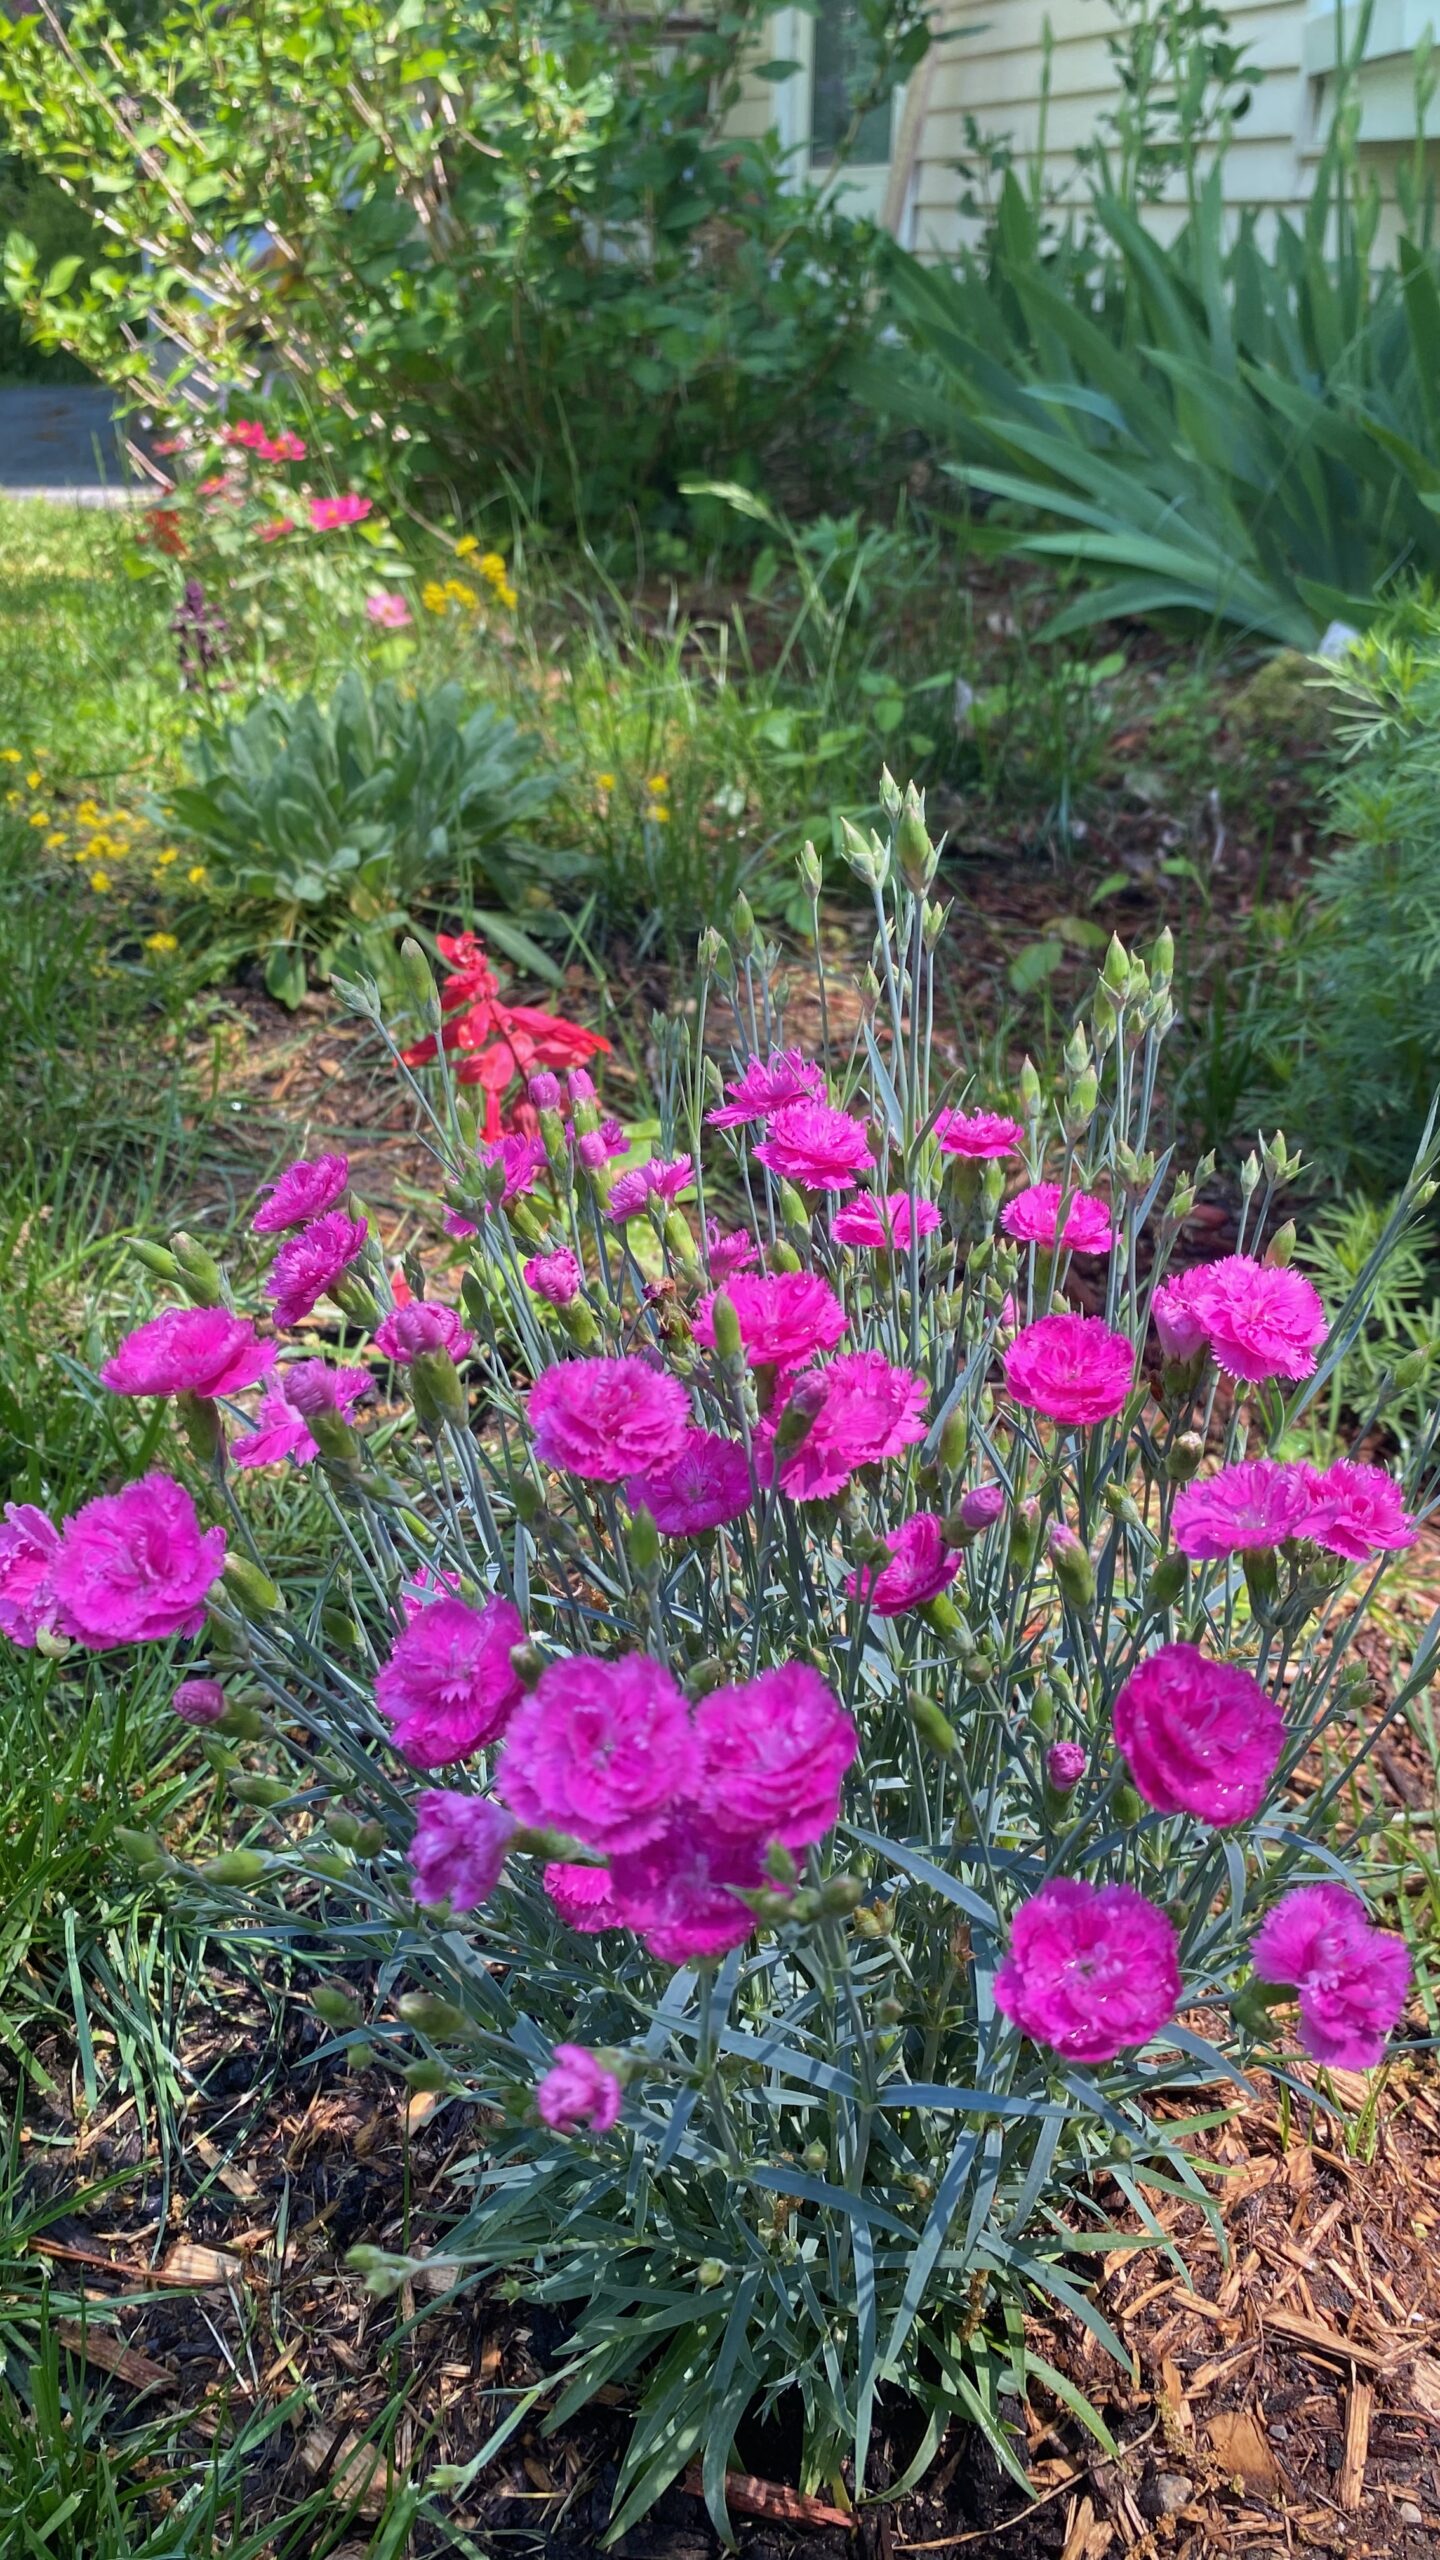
[399,933,611,1138]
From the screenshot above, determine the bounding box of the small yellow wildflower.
[645,804,671,827]
[75,800,103,825]
[445,580,478,611]
[84,835,116,860]
[421,581,449,614]
[25,770,42,790]
[27,810,49,828]
[187,864,206,885]
[156,846,180,867]
[499,581,518,609]
[596,771,616,792]
[0,748,20,765]
[454,534,478,559]
[478,550,507,583]
[44,833,66,852]
[89,870,111,892]
[145,931,178,955]
[646,773,670,796]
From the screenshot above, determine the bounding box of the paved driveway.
[0,382,147,501]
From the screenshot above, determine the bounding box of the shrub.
[14,786,1433,2535]
[165,671,570,1004]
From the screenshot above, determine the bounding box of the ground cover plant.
[5,772,1432,2543]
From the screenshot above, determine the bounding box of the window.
[772,0,902,221]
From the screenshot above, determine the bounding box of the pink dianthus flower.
[693,1270,847,1371]
[1182,1255,1327,1384]
[1112,1641,1284,1826]
[832,1192,942,1250]
[543,1862,617,1933]
[754,1101,875,1193]
[706,1051,826,1129]
[1003,1313,1133,1426]
[528,1356,689,1482]
[1151,1265,1212,1363]
[706,1221,759,1280]
[771,1353,927,1501]
[309,493,373,529]
[172,1676,228,1726]
[934,1107,1022,1160]
[1171,1460,1313,1561]
[608,1811,772,1964]
[484,1132,547,1204]
[102,1307,274,1402]
[524,1248,583,1307]
[266,1211,368,1327]
[0,1503,61,1648]
[1252,1884,1410,2070]
[409,1789,516,1912]
[376,1595,526,1768]
[252,1153,350,1233]
[374,1300,473,1364]
[606,1154,694,1222]
[230,1361,371,1469]
[847,1513,959,1616]
[957,1483,1006,1533]
[694,1663,857,1848]
[994,1878,1182,2062]
[1046,1741,1087,1790]
[625,1428,752,1536]
[536,2045,624,2133]
[499,1651,691,1851]
[1002,1182,1114,1257]
[400,1562,463,1620]
[1299,1460,1418,1561]
[50,1473,226,1648]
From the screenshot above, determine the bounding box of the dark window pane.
[810,0,892,165]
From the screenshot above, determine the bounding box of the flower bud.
[708,1289,743,1369]
[663,1212,697,1267]
[560,1297,600,1347]
[115,1826,171,1875]
[404,2058,456,2093]
[696,2257,728,2289]
[1046,1522,1095,1609]
[923,899,948,951]
[1393,1345,1432,1391]
[802,2138,829,2172]
[1264,1220,1296,1268]
[1150,926,1174,988]
[321,1603,362,1648]
[819,1872,866,1915]
[409,1348,467,1430]
[1112,1783,1144,1827]
[509,1640,544,1688]
[221,1554,283,1616]
[627,1505,661,1578]
[169,1231,225,1308]
[1045,1741,1086,1792]
[199,1849,271,1886]
[395,1993,471,2040]
[1145,1550,1187,1612]
[937,1406,968,1474]
[910,1696,957,1758]
[131,1239,181,1283]
[771,1240,803,1274]
[1018,1054,1042,1117]
[840,815,881,884]
[1166,1432,1205,1482]
[1009,1496,1042,1574]
[697,925,727,979]
[1029,1682,1056,1736]
[176,1390,225,1472]
[896,784,937,893]
[312,1983,362,2029]
[797,839,823,897]
[229,1773,290,1807]
[1101,933,1130,996]
[729,892,755,955]
[308,1849,355,1881]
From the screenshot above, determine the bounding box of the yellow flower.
[498,581,518,610]
[445,580,478,610]
[421,581,449,615]
[645,804,671,827]
[0,748,19,764]
[145,931,178,954]
[27,810,50,828]
[596,771,616,792]
[156,846,179,867]
[187,864,206,885]
[646,773,670,795]
[25,770,42,790]
[75,800,102,825]
[478,550,507,583]
[44,833,67,852]
[84,835,116,859]
[454,534,478,559]
[89,870,111,892]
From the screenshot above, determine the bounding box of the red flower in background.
[137,505,187,558]
[400,933,611,1138]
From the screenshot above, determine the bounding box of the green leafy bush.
[0,0,927,535]
[166,673,568,1003]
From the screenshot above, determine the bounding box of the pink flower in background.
[376,1594,526,1767]
[1300,1460,1418,1561]
[374,1301,473,1365]
[706,1222,759,1280]
[172,1675,228,1726]
[847,1513,959,1615]
[607,1811,771,1964]
[536,2044,624,2133]
[400,1562,464,1621]
[409,1789,516,1911]
[499,1651,691,1851]
[543,1861,617,1933]
[1151,1265,1212,1362]
[528,1356,689,1482]
[309,493,373,529]
[524,1248,583,1307]
[267,429,306,462]
[1002,1182,1114,1257]
[695,1663,857,1847]
[1172,1459,1313,1560]
[754,1101,875,1193]
[606,1155,694,1222]
[280,1359,373,1420]
[1003,1313,1133,1425]
[693,1270,847,1370]
[257,517,294,542]
[1112,1641,1284,1826]
[1046,1741,1086,1790]
[1253,1884,1411,2069]
[101,1308,274,1401]
[1181,1255,1327,1384]
[266,1212,368,1328]
[934,1107,1022,1160]
[0,1503,61,1648]
[484,1132,547,1204]
[957,1483,1006,1533]
[706,1051,827,1129]
[252,1154,350,1232]
[50,1473,225,1648]
[625,1429,752,1536]
[994,1878,1182,2062]
[365,590,412,629]
[833,1192,942,1251]
[230,1361,371,1469]
[772,1352,927,1501]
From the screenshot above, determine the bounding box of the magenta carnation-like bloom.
[1300,1460,1418,1561]
[0,1502,61,1648]
[693,1270,847,1371]
[1001,1182,1114,1257]
[832,1192,943,1251]
[706,1050,827,1129]
[230,1361,371,1468]
[524,1248,583,1307]
[266,1211,368,1328]
[50,1473,226,1649]
[625,1428,752,1536]
[1252,1884,1411,2069]
[934,1107,1023,1160]
[252,1153,350,1233]
[607,1154,694,1222]
[365,590,412,629]
[608,1812,771,1964]
[706,1221,760,1280]
[374,1300,473,1365]
[499,1651,691,1851]
[528,1356,689,1483]
[484,1132,547,1204]
[281,1358,373,1420]
[1151,1265,1212,1363]
[1171,1459,1313,1561]
[543,1861,617,1933]
[172,1675,228,1726]
[309,492,373,529]
[694,1663,857,1847]
[1182,1255,1327,1384]
[847,1513,960,1616]
[376,1595,525,1768]
[1003,1313,1134,1426]
[1046,1741,1087,1790]
[957,1483,1006,1533]
[772,1353,928,1501]
[753,1101,876,1193]
[994,1878,1182,2062]
[101,1308,275,1402]
[400,1562,463,1620]
[536,2044,624,2133]
[409,1788,516,1912]
[1112,1640,1284,1827]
